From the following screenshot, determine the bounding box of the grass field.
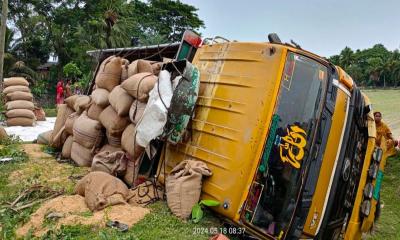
[0,89,399,240]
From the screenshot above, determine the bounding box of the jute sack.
[37,130,52,145]
[51,104,74,148]
[121,124,144,160]
[6,91,33,101]
[33,107,46,121]
[95,56,123,92]
[65,112,79,135]
[121,59,129,82]
[121,73,158,102]
[0,127,8,141]
[91,88,110,108]
[62,135,73,159]
[109,86,133,116]
[151,62,163,76]
[129,100,146,125]
[91,150,127,176]
[73,112,103,149]
[6,109,35,119]
[3,85,30,95]
[99,144,122,153]
[74,171,129,211]
[74,96,91,114]
[166,160,212,219]
[64,95,80,109]
[123,157,142,187]
[99,106,130,137]
[106,131,122,147]
[128,59,153,77]
[4,77,29,87]
[87,103,104,121]
[6,100,34,110]
[6,117,35,127]
[71,141,94,167]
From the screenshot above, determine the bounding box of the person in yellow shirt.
[374,111,398,156]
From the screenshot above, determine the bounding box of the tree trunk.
[0,0,9,91]
[105,22,112,49]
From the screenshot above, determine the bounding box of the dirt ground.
[8,144,89,193]
[16,195,150,237]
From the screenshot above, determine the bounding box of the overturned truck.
[87,31,387,240]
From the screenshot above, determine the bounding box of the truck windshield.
[248,52,328,237]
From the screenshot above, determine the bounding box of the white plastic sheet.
[136,70,173,147]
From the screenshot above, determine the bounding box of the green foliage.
[31,79,49,97]
[330,45,400,87]
[7,61,38,84]
[63,62,82,80]
[192,200,220,223]
[191,203,204,223]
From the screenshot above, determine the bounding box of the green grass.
[43,109,57,118]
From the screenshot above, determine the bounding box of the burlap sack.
[121,59,129,82]
[151,62,163,76]
[74,96,91,114]
[4,77,29,87]
[74,171,129,211]
[95,56,123,92]
[6,91,33,101]
[128,60,153,77]
[99,106,130,137]
[0,127,8,141]
[62,135,73,159]
[71,141,94,167]
[33,107,46,121]
[3,85,30,95]
[87,103,104,121]
[91,150,127,176]
[99,144,122,153]
[73,112,103,149]
[129,100,146,125]
[106,131,122,147]
[128,180,164,207]
[37,130,52,145]
[109,86,133,116]
[65,95,80,109]
[166,160,212,219]
[6,117,35,127]
[123,157,142,187]
[91,88,110,108]
[121,73,158,101]
[6,100,34,110]
[121,124,144,160]
[6,109,35,119]
[65,112,79,135]
[51,104,74,148]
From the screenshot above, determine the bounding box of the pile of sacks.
[3,77,35,126]
[41,56,163,187]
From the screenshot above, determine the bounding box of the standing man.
[65,80,72,98]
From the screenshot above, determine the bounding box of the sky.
[181,0,400,57]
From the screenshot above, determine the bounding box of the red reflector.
[183,30,202,48]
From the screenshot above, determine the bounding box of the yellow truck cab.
[159,33,386,239]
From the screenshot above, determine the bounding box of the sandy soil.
[16,195,150,237]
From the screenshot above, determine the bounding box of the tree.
[0,0,9,87]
